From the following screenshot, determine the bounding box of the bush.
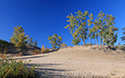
[114,45,124,49]
[61,43,67,48]
[4,47,8,54]
[19,52,22,56]
[32,49,40,55]
[41,45,49,53]
[85,43,92,46]
[0,55,38,78]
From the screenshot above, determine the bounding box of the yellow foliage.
[16,53,18,56]
[4,47,8,54]
[33,52,36,55]
[41,45,49,53]
[32,49,40,54]
[61,43,67,48]
[19,52,22,56]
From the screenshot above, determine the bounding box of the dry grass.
[41,45,49,53]
[32,49,40,55]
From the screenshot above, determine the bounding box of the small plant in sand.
[16,53,19,56]
[41,45,49,53]
[32,49,40,54]
[0,55,37,78]
[85,43,92,46]
[4,47,8,54]
[41,45,44,53]
[61,42,67,48]
[44,47,49,53]
[19,52,22,56]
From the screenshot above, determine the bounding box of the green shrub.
[114,45,124,49]
[0,55,38,78]
[85,43,92,46]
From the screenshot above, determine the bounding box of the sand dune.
[13,45,125,78]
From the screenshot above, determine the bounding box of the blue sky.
[0,0,125,48]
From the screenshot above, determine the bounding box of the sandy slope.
[13,45,125,78]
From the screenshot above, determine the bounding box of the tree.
[103,14,118,46]
[121,27,125,42]
[96,11,106,45]
[90,11,118,46]
[90,25,100,45]
[48,33,63,48]
[103,26,118,46]
[27,38,33,46]
[10,26,28,48]
[88,13,94,45]
[65,10,89,45]
[72,38,81,45]
[34,40,38,47]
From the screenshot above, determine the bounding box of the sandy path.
[13,46,125,78]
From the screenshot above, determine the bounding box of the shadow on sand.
[26,63,71,78]
[12,55,48,60]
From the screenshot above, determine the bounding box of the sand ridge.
[13,45,125,78]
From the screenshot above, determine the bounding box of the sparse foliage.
[41,45,49,53]
[72,38,81,45]
[61,42,67,48]
[34,41,38,47]
[27,38,34,46]
[121,27,125,42]
[48,33,62,48]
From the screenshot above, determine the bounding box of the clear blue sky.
[0,0,125,48]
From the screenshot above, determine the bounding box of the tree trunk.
[96,36,98,45]
[90,36,91,45]
[100,38,102,45]
[83,40,85,45]
[94,39,96,45]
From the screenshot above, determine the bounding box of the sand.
[12,45,125,78]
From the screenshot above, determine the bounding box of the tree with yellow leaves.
[48,33,63,48]
[10,26,29,48]
[65,10,93,45]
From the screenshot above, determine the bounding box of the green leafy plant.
[0,55,38,78]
